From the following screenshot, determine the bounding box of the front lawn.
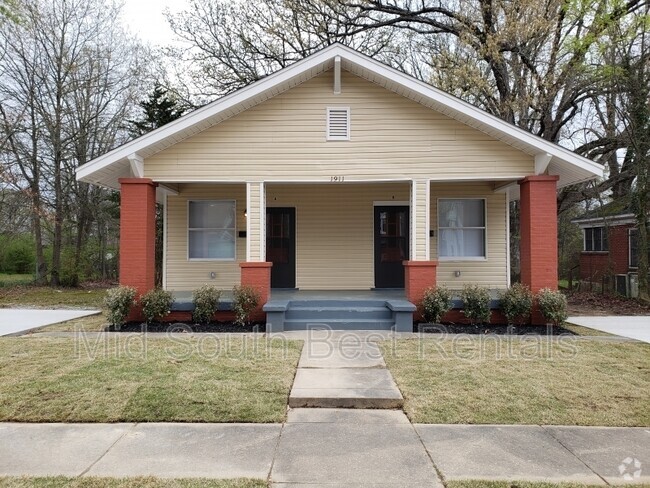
[0,336,301,423]
[381,338,650,426]
[0,286,106,308]
[0,478,266,488]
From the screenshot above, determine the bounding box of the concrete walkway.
[567,316,650,344]
[0,308,100,336]
[1,417,649,485]
[287,329,404,408]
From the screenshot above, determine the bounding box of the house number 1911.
[330,176,345,182]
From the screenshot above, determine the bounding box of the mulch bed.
[415,323,577,335]
[110,322,266,333]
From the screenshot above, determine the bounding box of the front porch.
[118,176,559,327]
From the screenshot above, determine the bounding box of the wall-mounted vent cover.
[326,107,350,140]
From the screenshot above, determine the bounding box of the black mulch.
[415,323,577,335]
[109,322,266,333]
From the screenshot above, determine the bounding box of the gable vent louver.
[327,107,350,140]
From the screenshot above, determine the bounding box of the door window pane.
[438,199,486,258]
[188,200,236,260]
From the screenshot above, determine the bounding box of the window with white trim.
[188,200,236,260]
[326,107,350,140]
[438,199,486,258]
[584,226,608,252]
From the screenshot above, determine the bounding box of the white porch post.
[410,179,430,261]
[405,179,436,306]
[246,181,265,262]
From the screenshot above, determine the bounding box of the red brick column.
[403,261,438,311]
[519,175,559,324]
[119,178,157,320]
[240,262,272,321]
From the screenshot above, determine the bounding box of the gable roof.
[76,43,603,192]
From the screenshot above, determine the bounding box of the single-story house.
[76,43,603,329]
[572,201,648,297]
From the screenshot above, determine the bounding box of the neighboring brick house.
[572,201,648,296]
[76,44,603,328]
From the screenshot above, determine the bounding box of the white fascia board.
[572,214,637,227]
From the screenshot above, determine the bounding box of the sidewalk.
[1,416,649,486]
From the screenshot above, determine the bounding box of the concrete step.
[289,368,404,409]
[285,306,392,321]
[283,319,396,331]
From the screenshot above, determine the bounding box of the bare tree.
[0,0,147,285]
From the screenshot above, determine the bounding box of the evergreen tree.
[128,84,186,136]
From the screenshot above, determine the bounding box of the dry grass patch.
[561,322,615,337]
[0,336,301,423]
[380,338,650,426]
[0,478,266,488]
[38,313,108,332]
[445,482,650,488]
[0,286,106,309]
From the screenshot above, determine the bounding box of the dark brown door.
[374,206,409,288]
[266,207,296,289]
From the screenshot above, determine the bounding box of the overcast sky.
[121,0,188,46]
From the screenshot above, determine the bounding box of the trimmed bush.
[500,283,533,326]
[536,288,568,326]
[104,286,137,327]
[140,288,174,324]
[420,285,453,323]
[460,284,491,325]
[232,285,261,326]
[192,284,221,324]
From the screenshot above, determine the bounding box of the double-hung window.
[438,199,486,259]
[188,200,236,260]
[584,227,607,252]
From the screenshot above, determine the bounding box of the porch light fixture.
[244,209,247,218]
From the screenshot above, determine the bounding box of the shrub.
[0,235,35,274]
[536,288,568,326]
[460,284,491,325]
[232,284,261,326]
[140,288,174,324]
[104,286,137,327]
[420,285,453,323]
[500,283,533,326]
[192,284,221,324]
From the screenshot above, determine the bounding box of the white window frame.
[326,106,350,141]
[187,199,237,261]
[437,197,488,261]
[583,226,608,252]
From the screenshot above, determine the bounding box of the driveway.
[567,316,650,343]
[0,309,100,336]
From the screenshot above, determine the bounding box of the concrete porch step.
[285,306,392,321]
[283,318,396,331]
[288,368,404,409]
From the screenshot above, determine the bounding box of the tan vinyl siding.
[430,182,508,290]
[166,184,246,291]
[267,183,410,290]
[145,70,533,182]
[413,179,429,260]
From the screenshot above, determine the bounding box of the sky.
[121,0,189,47]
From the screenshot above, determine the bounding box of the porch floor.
[269,289,407,301]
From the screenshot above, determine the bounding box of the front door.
[266,207,296,288]
[374,206,409,288]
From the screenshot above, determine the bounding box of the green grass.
[445,482,650,488]
[380,338,650,426]
[0,478,266,488]
[0,286,106,308]
[0,274,33,287]
[0,336,301,423]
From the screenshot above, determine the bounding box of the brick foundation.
[240,262,272,321]
[118,178,157,321]
[403,261,438,319]
[519,175,559,325]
